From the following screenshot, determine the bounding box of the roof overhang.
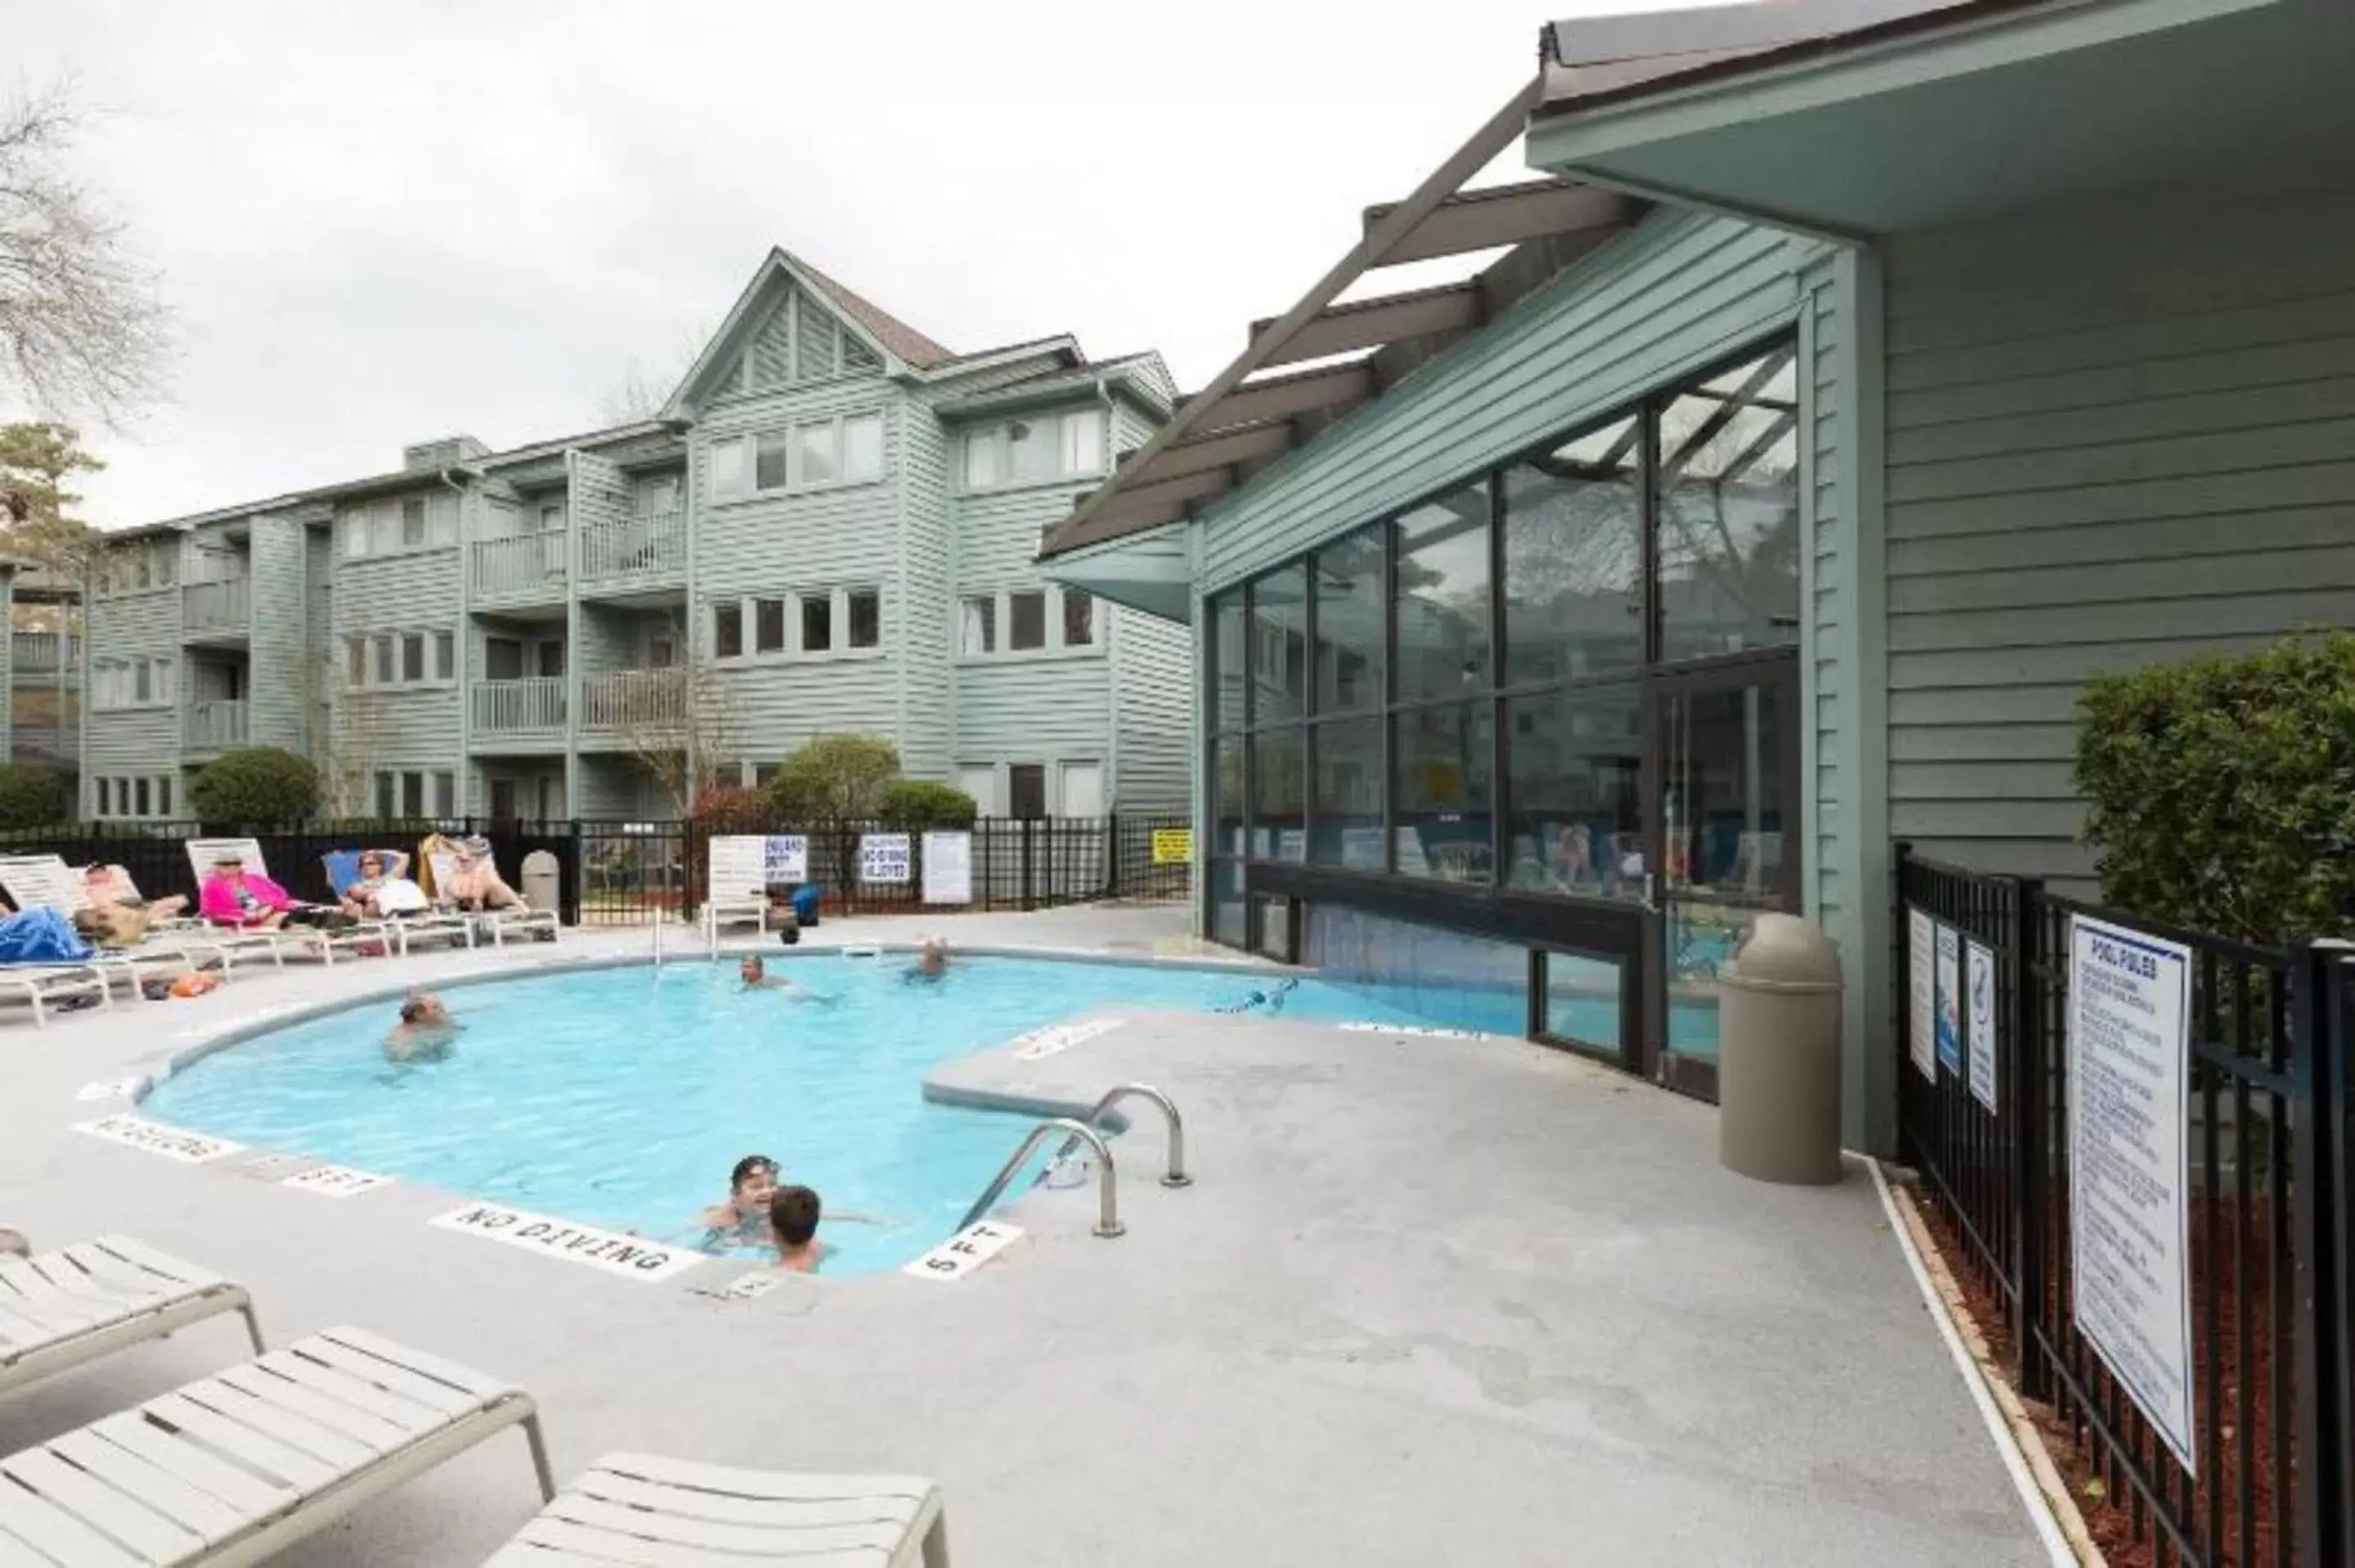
[1526,0,2353,237]
[1038,77,1644,562]
[1036,519,1194,623]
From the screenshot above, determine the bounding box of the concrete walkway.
[0,907,2047,1565]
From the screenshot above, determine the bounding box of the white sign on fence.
[765,835,808,885]
[281,1164,392,1198]
[1907,908,1936,1081]
[74,1113,244,1164]
[859,832,912,885]
[707,836,767,898]
[427,1202,705,1283]
[922,831,972,906]
[2068,913,2197,1476]
[1935,923,1962,1077]
[1967,939,1999,1113]
[904,1221,1024,1282]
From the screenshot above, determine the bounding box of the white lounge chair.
[0,853,225,1001]
[184,837,390,967]
[485,1452,949,1566]
[0,1325,554,1566]
[0,961,110,1027]
[424,843,558,947]
[0,1236,262,1401]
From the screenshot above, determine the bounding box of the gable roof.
[792,255,958,370]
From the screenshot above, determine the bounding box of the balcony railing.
[183,577,252,637]
[186,699,248,750]
[472,676,567,734]
[472,531,567,599]
[581,510,685,582]
[11,632,78,674]
[581,667,687,731]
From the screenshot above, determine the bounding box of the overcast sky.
[10,0,1689,526]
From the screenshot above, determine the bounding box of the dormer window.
[963,406,1105,491]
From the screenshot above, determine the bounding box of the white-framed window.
[962,405,1106,491]
[708,410,889,504]
[537,500,565,532]
[96,539,178,596]
[713,585,886,661]
[754,598,786,655]
[713,601,743,659]
[345,625,461,689]
[801,593,832,653]
[957,585,1103,660]
[94,774,174,821]
[959,595,997,656]
[343,493,455,558]
[372,769,452,818]
[847,589,881,649]
[92,655,176,710]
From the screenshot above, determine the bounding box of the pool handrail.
[958,1118,1124,1239]
[1069,1083,1191,1189]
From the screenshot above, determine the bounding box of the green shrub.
[2075,632,2355,945]
[186,747,320,826]
[877,779,978,828]
[768,735,900,821]
[0,765,66,830]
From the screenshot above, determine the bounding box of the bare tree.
[615,612,742,815]
[0,83,171,422]
[592,326,704,428]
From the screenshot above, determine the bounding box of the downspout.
[1092,374,1120,812]
[442,468,473,818]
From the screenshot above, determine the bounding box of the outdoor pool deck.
[0,907,2052,1566]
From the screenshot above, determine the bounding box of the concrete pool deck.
[0,906,2052,1565]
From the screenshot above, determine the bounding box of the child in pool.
[770,1184,828,1273]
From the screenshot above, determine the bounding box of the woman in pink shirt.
[199,855,347,930]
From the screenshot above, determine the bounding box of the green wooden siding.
[1882,181,2355,889]
[246,516,309,752]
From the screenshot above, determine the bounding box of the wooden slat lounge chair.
[484,1453,949,1566]
[0,1325,554,1567]
[0,1236,262,1401]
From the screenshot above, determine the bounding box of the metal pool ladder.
[954,1083,1191,1239]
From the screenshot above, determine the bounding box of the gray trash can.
[1717,913,1844,1185]
[520,850,561,917]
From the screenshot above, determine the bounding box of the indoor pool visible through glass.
[141,956,1447,1275]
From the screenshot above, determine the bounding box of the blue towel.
[323,849,363,897]
[792,885,821,924]
[0,907,96,965]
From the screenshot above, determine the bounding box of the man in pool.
[385,991,460,1063]
[769,1184,827,1273]
[903,936,949,982]
[698,1154,885,1249]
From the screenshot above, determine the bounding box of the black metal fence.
[0,813,1192,926]
[1895,844,2350,1567]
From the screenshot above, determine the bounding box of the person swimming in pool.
[769,1184,828,1273]
[901,937,949,983]
[385,991,460,1064]
[739,955,794,992]
[697,1154,886,1250]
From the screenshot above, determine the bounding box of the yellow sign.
[1151,828,1194,865]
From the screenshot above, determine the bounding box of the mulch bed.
[1908,1185,2286,1568]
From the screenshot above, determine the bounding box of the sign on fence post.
[922,831,972,905]
[1151,827,1192,865]
[763,835,808,885]
[1935,922,1962,1077]
[1966,939,1998,1113]
[2068,912,2197,1476]
[1908,908,1936,1080]
[859,832,912,885]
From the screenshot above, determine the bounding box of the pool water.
[141,956,1440,1275]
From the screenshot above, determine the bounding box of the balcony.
[579,667,687,733]
[185,699,249,753]
[182,577,252,641]
[472,677,567,740]
[472,532,567,604]
[580,511,685,589]
[11,632,78,679]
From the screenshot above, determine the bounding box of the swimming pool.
[141,955,1441,1275]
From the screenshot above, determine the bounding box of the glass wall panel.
[1656,347,1801,663]
[1502,683,1642,898]
[1210,860,1247,948]
[1308,716,1383,869]
[1312,526,1384,714]
[1302,903,1529,1036]
[1210,735,1246,858]
[1502,415,1641,685]
[1541,950,1623,1055]
[1249,564,1308,725]
[1393,701,1492,884]
[1210,591,1247,733]
[1252,724,1305,862]
[1393,482,1492,701]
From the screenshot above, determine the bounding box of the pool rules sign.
[2068,913,2197,1475]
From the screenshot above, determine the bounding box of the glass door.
[1643,655,1801,1099]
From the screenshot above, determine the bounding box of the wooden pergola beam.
[1249,283,1484,370]
[1365,181,1636,266]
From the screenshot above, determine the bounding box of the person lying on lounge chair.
[199,855,348,930]
[82,863,188,922]
[443,836,524,912]
[340,850,430,920]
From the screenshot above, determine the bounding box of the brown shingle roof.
[789,253,958,370]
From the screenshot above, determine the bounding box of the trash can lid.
[1723,912,1842,993]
